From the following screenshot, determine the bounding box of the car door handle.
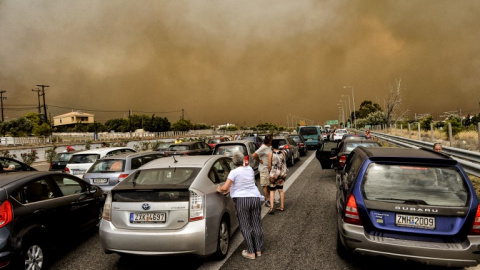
[34,209,46,214]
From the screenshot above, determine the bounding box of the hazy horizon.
[1,0,479,126]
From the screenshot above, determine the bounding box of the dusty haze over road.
[1,0,479,126]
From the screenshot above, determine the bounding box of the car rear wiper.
[375,198,428,205]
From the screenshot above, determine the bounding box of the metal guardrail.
[372,132,480,178]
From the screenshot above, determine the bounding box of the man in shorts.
[253,134,273,207]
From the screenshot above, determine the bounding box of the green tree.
[420,115,434,131]
[105,118,129,132]
[144,115,170,132]
[358,100,382,119]
[33,123,52,136]
[1,117,34,136]
[86,122,107,132]
[171,119,193,131]
[445,116,463,138]
[364,111,386,126]
[24,112,42,126]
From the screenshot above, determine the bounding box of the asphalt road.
[32,152,479,270]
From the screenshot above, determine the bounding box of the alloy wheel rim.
[25,244,43,270]
[219,222,229,254]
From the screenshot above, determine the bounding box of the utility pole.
[181,108,184,120]
[32,88,42,114]
[36,84,49,122]
[0,90,6,122]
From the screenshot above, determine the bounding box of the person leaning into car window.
[217,151,264,260]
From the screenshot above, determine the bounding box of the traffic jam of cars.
[1,128,480,269]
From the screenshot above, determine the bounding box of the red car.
[207,137,229,148]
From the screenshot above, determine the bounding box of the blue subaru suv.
[336,147,480,267]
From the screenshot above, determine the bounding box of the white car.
[332,129,348,141]
[64,147,136,178]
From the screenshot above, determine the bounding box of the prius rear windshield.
[69,154,99,164]
[363,163,468,207]
[214,145,247,156]
[121,168,200,186]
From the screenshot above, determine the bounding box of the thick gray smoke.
[0,0,479,126]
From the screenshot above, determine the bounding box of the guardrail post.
[417,122,421,141]
[430,123,434,142]
[478,122,480,151]
[448,123,453,147]
[408,123,411,139]
[401,124,403,137]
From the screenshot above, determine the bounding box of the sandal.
[242,250,255,260]
[276,207,284,211]
[268,208,275,215]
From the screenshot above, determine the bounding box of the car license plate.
[395,214,435,230]
[72,170,85,175]
[130,212,166,223]
[93,178,108,184]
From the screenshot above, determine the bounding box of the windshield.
[53,153,73,162]
[88,159,125,173]
[363,163,468,207]
[122,168,200,186]
[214,145,248,156]
[168,145,190,151]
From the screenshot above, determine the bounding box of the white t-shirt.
[228,166,262,198]
[255,144,272,172]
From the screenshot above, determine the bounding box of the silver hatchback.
[99,155,239,259]
[83,152,162,192]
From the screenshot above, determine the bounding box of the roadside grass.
[470,175,480,198]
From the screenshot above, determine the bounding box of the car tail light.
[118,174,129,182]
[469,205,480,234]
[339,155,347,167]
[0,200,13,228]
[64,167,70,173]
[49,163,52,170]
[283,145,290,149]
[102,193,112,221]
[344,195,362,225]
[190,190,204,221]
[244,155,249,166]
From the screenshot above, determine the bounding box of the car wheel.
[20,240,46,270]
[290,155,295,166]
[214,219,230,260]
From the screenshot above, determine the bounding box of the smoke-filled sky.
[1,0,479,127]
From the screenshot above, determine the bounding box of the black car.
[163,141,213,156]
[0,171,105,269]
[0,157,37,173]
[289,134,308,156]
[331,138,381,171]
[272,136,300,167]
[49,152,76,172]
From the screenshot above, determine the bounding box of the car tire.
[213,219,230,260]
[287,154,294,167]
[19,239,46,270]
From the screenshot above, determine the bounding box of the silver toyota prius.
[99,155,239,259]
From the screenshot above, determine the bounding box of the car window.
[54,153,73,162]
[131,157,143,170]
[0,158,23,172]
[169,145,189,151]
[212,159,231,183]
[53,175,88,196]
[363,164,468,207]
[88,159,125,173]
[214,145,247,156]
[23,179,56,203]
[345,142,380,152]
[300,127,319,136]
[123,168,200,186]
[344,153,363,187]
[70,154,99,164]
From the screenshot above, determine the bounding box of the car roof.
[0,171,62,188]
[356,147,456,165]
[97,151,160,160]
[169,141,204,146]
[343,138,379,144]
[139,155,223,169]
[71,147,136,155]
[215,140,252,146]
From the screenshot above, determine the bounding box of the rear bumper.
[339,221,480,267]
[99,219,208,256]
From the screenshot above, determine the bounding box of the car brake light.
[49,163,52,170]
[190,190,204,221]
[0,200,13,228]
[344,195,362,225]
[118,174,129,182]
[469,205,480,235]
[244,155,249,166]
[102,193,112,221]
[339,155,347,166]
[283,145,290,149]
[64,167,70,173]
